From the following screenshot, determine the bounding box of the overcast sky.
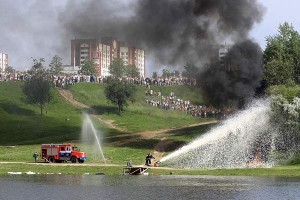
[250,0,300,49]
[0,0,299,75]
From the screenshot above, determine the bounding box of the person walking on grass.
[33,152,38,163]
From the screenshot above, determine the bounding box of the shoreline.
[1,162,300,177]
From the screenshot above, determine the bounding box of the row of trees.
[3,55,63,75]
[78,57,141,78]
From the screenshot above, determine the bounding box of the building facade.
[62,65,80,74]
[71,38,145,77]
[219,44,230,67]
[0,53,8,72]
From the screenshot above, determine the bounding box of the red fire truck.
[40,143,87,163]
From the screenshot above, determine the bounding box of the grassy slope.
[0,82,83,145]
[69,83,210,132]
[0,82,299,175]
[0,82,215,166]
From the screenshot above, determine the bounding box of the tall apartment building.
[219,43,231,67]
[71,38,145,77]
[0,53,8,72]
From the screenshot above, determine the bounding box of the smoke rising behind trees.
[0,0,266,107]
[60,0,265,67]
[60,0,265,107]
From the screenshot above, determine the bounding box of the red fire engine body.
[41,143,87,163]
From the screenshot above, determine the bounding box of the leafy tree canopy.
[79,58,97,76]
[181,63,199,79]
[5,66,15,73]
[152,71,158,79]
[28,58,45,75]
[23,74,53,116]
[109,58,125,78]
[264,22,300,85]
[162,69,170,78]
[49,55,63,75]
[104,79,136,114]
[172,70,181,77]
[125,64,139,78]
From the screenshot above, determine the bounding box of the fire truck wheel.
[48,157,55,163]
[71,157,77,163]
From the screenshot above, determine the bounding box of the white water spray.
[81,114,106,164]
[160,99,274,169]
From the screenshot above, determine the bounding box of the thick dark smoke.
[60,0,264,65]
[60,0,265,107]
[198,40,264,108]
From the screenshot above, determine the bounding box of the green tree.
[162,69,170,78]
[28,58,45,75]
[181,63,199,79]
[264,22,300,85]
[109,58,125,78]
[264,59,294,85]
[5,66,15,73]
[49,55,63,75]
[23,74,53,116]
[79,59,97,75]
[152,71,158,79]
[125,64,139,78]
[172,70,180,77]
[104,79,136,114]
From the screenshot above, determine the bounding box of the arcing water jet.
[160,99,275,169]
[81,114,106,164]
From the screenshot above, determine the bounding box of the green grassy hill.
[1,81,299,173]
[0,81,213,165]
[0,82,82,145]
[70,83,209,132]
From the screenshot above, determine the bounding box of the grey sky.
[0,0,299,76]
[251,0,300,49]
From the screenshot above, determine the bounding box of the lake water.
[0,175,299,200]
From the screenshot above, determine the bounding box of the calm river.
[0,175,299,200]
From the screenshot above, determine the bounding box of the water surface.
[0,175,299,200]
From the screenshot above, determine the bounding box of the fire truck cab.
[41,143,87,163]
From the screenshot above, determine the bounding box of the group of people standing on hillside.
[145,90,233,119]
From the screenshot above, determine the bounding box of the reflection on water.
[0,175,299,200]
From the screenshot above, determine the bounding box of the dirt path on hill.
[58,88,218,163]
[58,89,123,132]
[58,89,88,109]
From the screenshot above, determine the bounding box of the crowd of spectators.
[112,76,196,86]
[1,72,233,119]
[1,71,196,87]
[0,72,98,88]
[145,88,234,119]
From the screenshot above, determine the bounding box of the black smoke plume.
[198,40,264,108]
[60,0,265,107]
[60,0,264,65]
